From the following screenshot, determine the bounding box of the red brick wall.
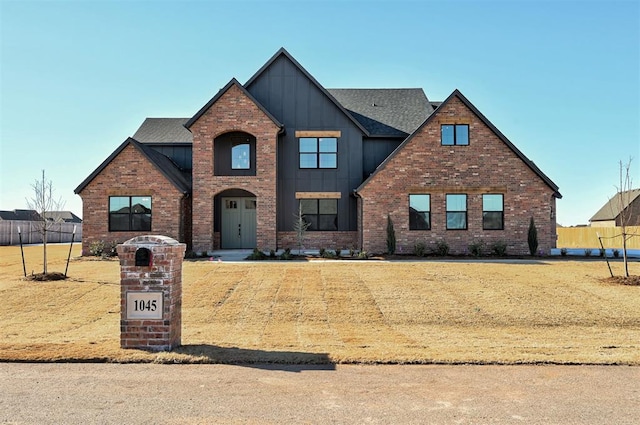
[358,96,558,256]
[189,83,280,252]
[277,231,358,251]
[78,144,186,256]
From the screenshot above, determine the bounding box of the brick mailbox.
[117,235,186,351]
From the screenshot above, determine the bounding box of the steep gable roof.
[244,48,370,136]
[133,118,192,143]
[357,89,562,198]
[590,188,640,222]
[74,138,191,195]
[184,78,283,130]
[328,88,434,137]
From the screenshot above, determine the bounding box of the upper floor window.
[483,194,504,230]
[441,124,469,146]
[109,196,152,231]
[300,198,338,231]
[299,137,337,169]
[409,194,430,230]
[231,143,250,169]
[446,194,467,230]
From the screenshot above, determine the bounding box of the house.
[0,209,43,221]
[44,211,83,224]
[75,48,561,256]
[589,189,640,227]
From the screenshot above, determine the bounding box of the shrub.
[319,248,326,257]
[560,248,568,257]
[469,241,484,257]
[269,249,276,258]
[413,241,427,257]
[528,217,538,256]
[435,240,450,257]
[492,241,508,256]
[279,248,293,260]
[246,248,266,260]
[599,248,606,257]
[357,251,369,259]
[386,215,396,255]
[335,248,342,257]
[321,249,336,259]
[613,249,620,258]
[584,248,593,257]
[89,240,105,257]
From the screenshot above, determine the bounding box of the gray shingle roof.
[133,118,192,143]
[44,211,83,223]
[75,138,191,195]
[0,209,43,221]
[589,188,640,222]
[327,88,434,137]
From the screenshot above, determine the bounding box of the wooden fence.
[0,221,82,246]
[557,226,640,249]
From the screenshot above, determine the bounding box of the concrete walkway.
[2,363,638,424]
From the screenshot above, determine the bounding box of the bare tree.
[613,158,634,277]
[293,202,310,255]
[26,170,65,275]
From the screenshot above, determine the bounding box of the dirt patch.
[603,275,640,286]
[24,272,68,282]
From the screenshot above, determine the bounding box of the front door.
[221,197,257,249]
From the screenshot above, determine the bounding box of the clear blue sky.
[1,0,638,226]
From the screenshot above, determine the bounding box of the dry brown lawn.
[1,244,639,364]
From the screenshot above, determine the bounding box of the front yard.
[0,244,638,364]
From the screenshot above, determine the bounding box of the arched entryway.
[216,189,257,249]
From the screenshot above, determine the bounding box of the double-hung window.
[300,199,338,231]
[483,194,504,230]
[441,124,469,146]
[299,137,337,168]
[409,194,430,230]
[446,194,467,230]
[109,196,152,231]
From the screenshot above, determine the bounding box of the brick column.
[116,235,186,351]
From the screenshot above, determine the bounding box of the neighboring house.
[75,48,561,256]
[44,211,83,223]
[0,209,43,221]
[589,189,640,227]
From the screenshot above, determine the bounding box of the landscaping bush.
[413,241,427,257]
[560,248,568,257]
[435,240,450,256]
[584,248,593,257]
[492,241,508,256]
[469,241,484,257]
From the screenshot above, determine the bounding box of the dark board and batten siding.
[246,54,365,232]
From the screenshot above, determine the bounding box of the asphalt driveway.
[2,363,638,424]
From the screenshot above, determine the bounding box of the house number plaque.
[126,291,163,320]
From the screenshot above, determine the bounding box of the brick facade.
[277,231,358,251]
[188,83,281,253]
[358,96,558,256]
[78,144,187,256]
